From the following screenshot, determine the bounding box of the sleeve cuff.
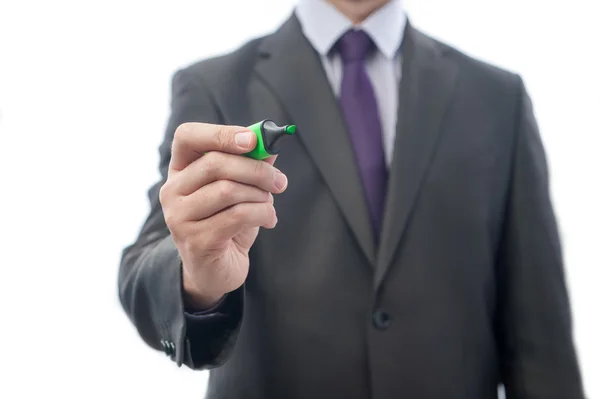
[182,287,244,369]
[184,294,229,317]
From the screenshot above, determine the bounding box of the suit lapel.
[254,15,377,266]
[375,24,459,289]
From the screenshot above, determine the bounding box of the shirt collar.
[295,0,407,59]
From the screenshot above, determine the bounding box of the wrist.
[182,267,225,311]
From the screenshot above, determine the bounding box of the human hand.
[159,123,288,309]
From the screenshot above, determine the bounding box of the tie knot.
[336,29,375,63]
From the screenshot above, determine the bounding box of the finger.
[172,151,288,196]
[169,122,257,173]
[180,180,273,221]
[202,202,277,243]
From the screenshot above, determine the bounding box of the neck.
[326,0,391,24]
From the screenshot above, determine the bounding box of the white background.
[0,0,598,398]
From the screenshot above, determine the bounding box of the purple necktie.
[337,30,388,242]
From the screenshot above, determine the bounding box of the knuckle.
[174,122,193,143]
[200,150,216,166]
[228,203,250,224]
[217,180,237,202]
[161,188,185,227]
[214,125,234,150]
[163,209,179,228]
[228,202,245,219]
[200,151,222,178]
[159,181,172,204]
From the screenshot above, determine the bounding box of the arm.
[497,76,585,398]
[118,68,244,369]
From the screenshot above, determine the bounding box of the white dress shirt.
[295,0,407,167]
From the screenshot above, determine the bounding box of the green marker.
[244,119,296,160]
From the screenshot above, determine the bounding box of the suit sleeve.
[118,67,244,370]
[498,76,585,398]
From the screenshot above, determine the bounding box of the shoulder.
[415,27,523,92]
[173,36,266,98]
[412,27,526,119]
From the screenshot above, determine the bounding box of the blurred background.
[0,0,598,398]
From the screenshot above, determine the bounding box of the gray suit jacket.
[118,14,585,399]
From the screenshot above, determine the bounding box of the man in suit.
[118,0,585,397]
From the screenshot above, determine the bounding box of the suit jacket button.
[372,309,392,331]
[166,341,175,356]
[160,340,173,355]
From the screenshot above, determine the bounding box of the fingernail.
[235,132,253,149]
[274,171,288,191]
